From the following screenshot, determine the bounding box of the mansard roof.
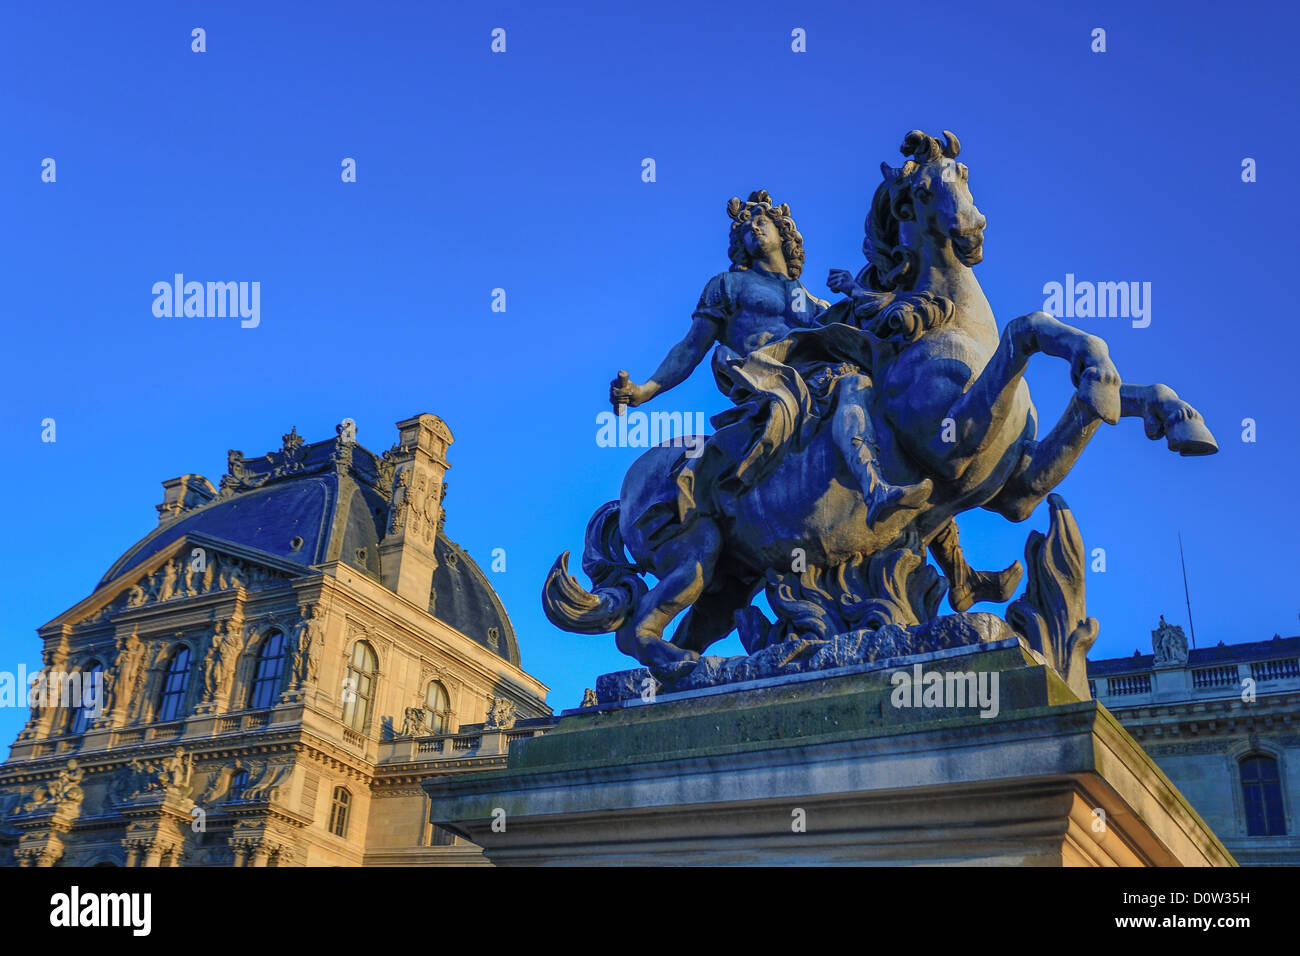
[92,424,519,665]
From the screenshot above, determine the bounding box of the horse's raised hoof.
[949,559,1024,612]
[1154,399,1219,456]
[1167,418,1219,456]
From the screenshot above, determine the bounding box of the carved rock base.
[595,611,1014,704]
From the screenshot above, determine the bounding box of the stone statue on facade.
[1152,614,1190,666]
[544,130,1219,697]
[110,749,193,804]
[159,748,194,796]
[23,759,85,814]
[290,605,325,689]
[202,620,244,704]
[401,706,428,737]
[97,628,144,726]
[483,695,516,731]
[25,651,54,727]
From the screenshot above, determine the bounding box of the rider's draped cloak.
[634,266,879,549]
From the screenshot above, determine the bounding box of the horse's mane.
[851,131,960,345]
[848,287,955,345]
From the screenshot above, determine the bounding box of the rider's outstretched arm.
[612,316,718,407]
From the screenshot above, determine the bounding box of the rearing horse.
[543,129,1217,675]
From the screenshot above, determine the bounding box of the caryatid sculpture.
[544,130,1217,687]
[202,620,244,705]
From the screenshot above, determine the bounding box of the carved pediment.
[80,546,293,626]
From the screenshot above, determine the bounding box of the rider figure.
[610,190,930,531]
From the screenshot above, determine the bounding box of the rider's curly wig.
[726,190,806,280]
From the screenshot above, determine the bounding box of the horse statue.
[544,129,1217,680]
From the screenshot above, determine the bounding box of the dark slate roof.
[430,536,520,667]
[1088,635,1300,676]
[95,429,519,665]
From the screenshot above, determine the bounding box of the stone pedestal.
[426,640,1235,866]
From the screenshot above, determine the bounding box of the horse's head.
[864,130,986,290]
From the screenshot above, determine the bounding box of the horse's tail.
[542,500,648,634]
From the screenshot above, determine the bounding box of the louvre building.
[0,414,552,866]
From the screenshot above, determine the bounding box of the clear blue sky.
[1,0,1296,739]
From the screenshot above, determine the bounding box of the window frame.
[68,660,103,736]
[328,786,351,838]
[247,629,288,711]
[423,680,452,734]
[1239,753,1287,837]
[341,642,377,733]
[155,645,193,723]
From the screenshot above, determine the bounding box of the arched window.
[328,786,351,838]
[424,680,452,734]
[228,768,250,801]
[341,642,376,733]
[155,645,192,723]
[1240,754,1287,836]
[248,630,287,710]
[68,661,103,736]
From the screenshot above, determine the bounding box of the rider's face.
[743,213,782,259]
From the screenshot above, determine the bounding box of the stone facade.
[1088,627,1300,866]
[0,415,553,866]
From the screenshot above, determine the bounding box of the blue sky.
[1,0,1296,739]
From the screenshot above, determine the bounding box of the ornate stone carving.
[280,426,306,472]
[1152,615,1190,667]
[244,762,291,802]
[332,419,356,470]
[201,620,245,706]
[484,695,516,730]
[21,759,85,814]
[376,446,398,499]
[388,467,412,535]
[218,449,259,497]
[89,550,291,624]
[21,650,56,732]
[1005,495,1098,699]
[159,748,194,795]
[288,605,326,691]
[96,628,145,726]
[401,706,429,737]
[110,748,194,804]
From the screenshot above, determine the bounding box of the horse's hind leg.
[614,518,724,677]
[929,519,1022,611]
[670,571,759,655]
[1120,383,1218,456]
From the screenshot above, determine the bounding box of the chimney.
[157,475,217,523]
[379,414,453,606]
